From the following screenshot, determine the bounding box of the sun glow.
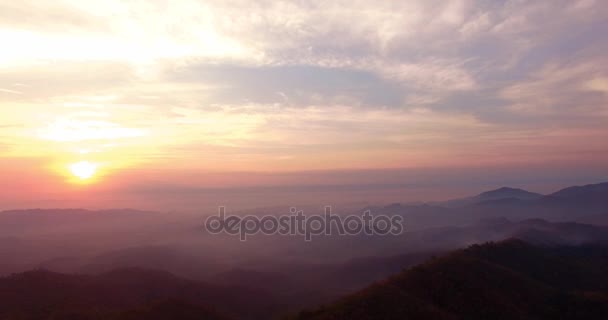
[69,161,98,180]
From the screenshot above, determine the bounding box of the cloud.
[501,59,608,118]
[0,87,22,95]
[0,61,133,102]
[0,0,107,33]
[38,118,147,142]
[584,77,608,94]
[376,59,476,92]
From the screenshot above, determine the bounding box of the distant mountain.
[0,268,280,320]
[295,240,608,320]
[412,182,608,225]
[440,187,543,207]
[478,187,544,201]
[550,182,608,198]
[544,182,608,206]
[436,182,608,209]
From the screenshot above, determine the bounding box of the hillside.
[294,240,608,320]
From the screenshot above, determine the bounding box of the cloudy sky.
[1,0,607,209]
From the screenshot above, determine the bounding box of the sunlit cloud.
[39,118,147,142]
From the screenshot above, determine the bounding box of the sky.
[0,0,607,210]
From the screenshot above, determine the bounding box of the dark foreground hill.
[294,240,608,320]
[0,268,283,320]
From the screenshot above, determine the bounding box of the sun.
[69,161,98,180]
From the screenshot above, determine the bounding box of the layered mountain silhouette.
[295,240,608,320]
[1,181,608,319]
[366,181,608,228]
[4,240,608,319]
